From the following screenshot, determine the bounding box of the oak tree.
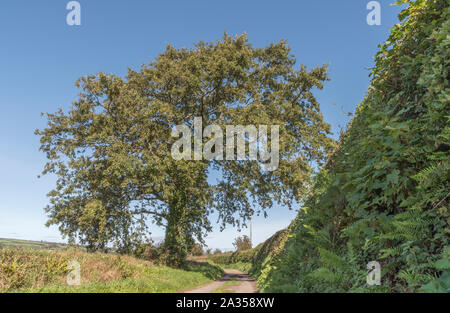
[36,34,333,266]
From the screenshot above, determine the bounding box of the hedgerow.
[254,0,449,293]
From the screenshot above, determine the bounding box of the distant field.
[0,238,66,250]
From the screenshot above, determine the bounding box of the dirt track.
[183,269,258,293]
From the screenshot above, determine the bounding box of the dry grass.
[0,247,151,291]
[0,247,223,293]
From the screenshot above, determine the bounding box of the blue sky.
[0,1,405,250]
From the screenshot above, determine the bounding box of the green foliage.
[0,248,69,291]
[36,33,334,266]
[190,243,204,256]
[208,252,233,264]
[209,246,259,265]
[252,0,449,293]
[232,235,252,251]
[250,228,290,277]
[419,246,450,292]
[184,261,224,280]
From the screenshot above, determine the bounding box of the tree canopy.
[36,33,333,265]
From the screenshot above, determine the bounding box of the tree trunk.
[163,196,188,267]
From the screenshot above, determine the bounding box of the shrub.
[0,248,69,291]
[233,236,252,251]
[190,244,204,257]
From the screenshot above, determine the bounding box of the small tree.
[213,248,222,255]
[233,235,252,251]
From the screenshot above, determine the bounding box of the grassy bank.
[0,247,223,293]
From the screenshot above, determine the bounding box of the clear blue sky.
[0,1,405,250]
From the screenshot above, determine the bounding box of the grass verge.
[0,247,223,293]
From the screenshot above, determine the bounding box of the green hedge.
[209,246,262,265]
[253,0,450,293]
